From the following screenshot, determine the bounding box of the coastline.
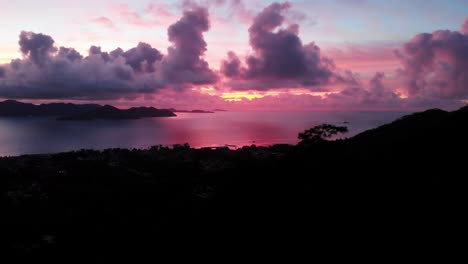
[2,106,465,257]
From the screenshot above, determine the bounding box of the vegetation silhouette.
[298,124,348,143]
[1,105,466,260]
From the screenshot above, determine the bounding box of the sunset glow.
[221,92,265,101]
[0,0,467,111]
[1,1,465,254]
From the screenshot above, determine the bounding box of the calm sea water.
[0,111,409,156]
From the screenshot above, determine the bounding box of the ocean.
[0,111,409,156]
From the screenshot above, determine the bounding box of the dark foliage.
[2,105,467,260]
[298,124,348,143]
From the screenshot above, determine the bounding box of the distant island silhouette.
[58,105,176,120]
[0,100,221,120]
[0,99,101,117]
[2,104,465,259]
[167,108,215,114]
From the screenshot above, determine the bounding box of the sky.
[0,0,468,110]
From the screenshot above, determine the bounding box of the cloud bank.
[0,5,216,100]
[0,1,467,111]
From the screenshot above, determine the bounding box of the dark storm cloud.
[396,26,468,99]
[0,67,5,78]
[220,2,334,90]
[160,6,218,86]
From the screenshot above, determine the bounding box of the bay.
[0,111,409,156]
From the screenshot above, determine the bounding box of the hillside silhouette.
[58,105,176,120]
[0,100,100,116]
[2,105,466,259]
[0,100,176,120]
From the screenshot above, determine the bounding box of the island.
[168,108,215,113]
[58,105,176,120]
[2,104,466,259]
[0,100,177,120]
[0,99,100,116]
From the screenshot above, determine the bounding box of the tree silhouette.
[298,124,348,143]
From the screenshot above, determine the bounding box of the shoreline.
[2,105,465,257]
[0,142,293,158]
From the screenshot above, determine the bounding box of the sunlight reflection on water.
[0,111,409,156]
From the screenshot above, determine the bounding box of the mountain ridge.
[59,105,176,120]
[0,100,176,120]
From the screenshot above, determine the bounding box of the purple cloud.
[329,72,401,108]
[120,42,163,73]
[57,47,83,62]
[160,6,218,86]
[0,5,220,100]
[89,46,111,62]
[221,51,241,77]
[19,31,57,67]
[220,2,334,90]
[396,24,468,100]
[0,32,164,100]
[4,32,149,100]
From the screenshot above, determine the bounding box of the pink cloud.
[183,0,254,25]
[396,25,468,100]
[109,3,180,29]
[226,0,254,24]
[326,72,403,109]
[91,17,118,30]
[2,1,467,112]
[113,4,157,28]
[145,3,177,22]
[461,18,468,34]
[324,44,401,76]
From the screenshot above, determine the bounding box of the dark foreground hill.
[1,105,466,259]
